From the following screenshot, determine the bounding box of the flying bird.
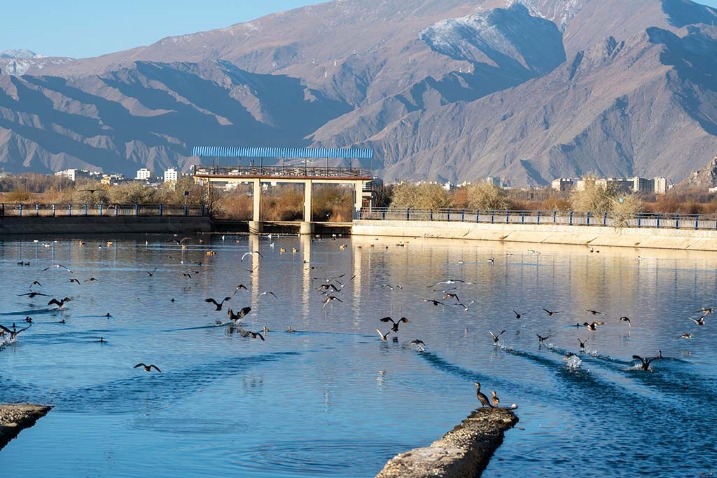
[376,329,391,341]
[134,363,161,373]
[241,251,263,261]
[586,309,602,315]
[583,321,606,331]
[145,267,158,277]
[380,316,409,332]
[69,278,81,285]
[512,308,527,319]
[205,297,231,311]
[533,330,553,344]
[632,354,661,371]
[0,323,32,341]
[690,315,707,326]
[42,264,73,273]
[422,298,446,306]
[322,295,343,308]
[489,330,506,345]
[618,316,632,327]
[48,297,72,308]
[542,307,559,316]
[227,306,252,323]
[428,278,469,288]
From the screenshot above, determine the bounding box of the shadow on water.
[3,351,300,413]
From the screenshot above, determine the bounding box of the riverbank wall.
[0,216,212,236]
[352,220,717,251]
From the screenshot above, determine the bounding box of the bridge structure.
[191,146,376,234]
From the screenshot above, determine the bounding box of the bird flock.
[3,236,711,415]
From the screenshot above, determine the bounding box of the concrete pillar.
[304,180,313,222]
[354,180,365,217]
[252,179,261,222]
[249,179,262,234]
[299,180,314,235]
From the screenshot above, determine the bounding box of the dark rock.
[376,407,518,478]
[0,403,52,451]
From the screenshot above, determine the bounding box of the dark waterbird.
[48,297,72,308]
[205,297,231,311]
[227,306,252,323]
[238,329,265,340]
[474,382,493,408]
[632,353,662,371]
[0,323,32,341]
[134,363,161,373]
[380,316,409,333]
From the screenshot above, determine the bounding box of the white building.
[55,168,96,182]
[136,168,152,181]
[164,168,179,183]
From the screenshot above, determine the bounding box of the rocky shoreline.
[0,404,52,451]
[376,407,519,478]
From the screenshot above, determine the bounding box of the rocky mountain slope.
[0,0,716,186]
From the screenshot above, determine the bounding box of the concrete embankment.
[0,404,52,451]
[353,220,717,252]
[376,407,518,478]
[0,216,212,235]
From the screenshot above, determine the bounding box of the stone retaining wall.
[0,216,212,235]
[353,220,717,251]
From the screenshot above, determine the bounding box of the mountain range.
[0,0,716,187]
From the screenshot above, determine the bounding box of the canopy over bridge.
[191,146,377,234]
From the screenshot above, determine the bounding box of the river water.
[0,234,715,477]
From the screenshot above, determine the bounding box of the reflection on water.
[1,235,716,477]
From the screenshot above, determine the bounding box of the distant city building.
[136,168,152,181]
[551,178,574,191]
[100,173,126,185]
[486,177,507,188]
[55,168,98,182]
[164,168,179,183]
[554,176,667,195]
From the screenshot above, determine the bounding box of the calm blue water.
[1,235,716,477]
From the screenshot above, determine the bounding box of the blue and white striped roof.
[192,146,373,160]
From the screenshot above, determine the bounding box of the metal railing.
[356,207,717,231]
[0,203,209,218]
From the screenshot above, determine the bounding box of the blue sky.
[3,0,716,59]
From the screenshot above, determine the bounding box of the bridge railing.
[0,203,208,218]
[193,165,372,179]
[356,207,717,231]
